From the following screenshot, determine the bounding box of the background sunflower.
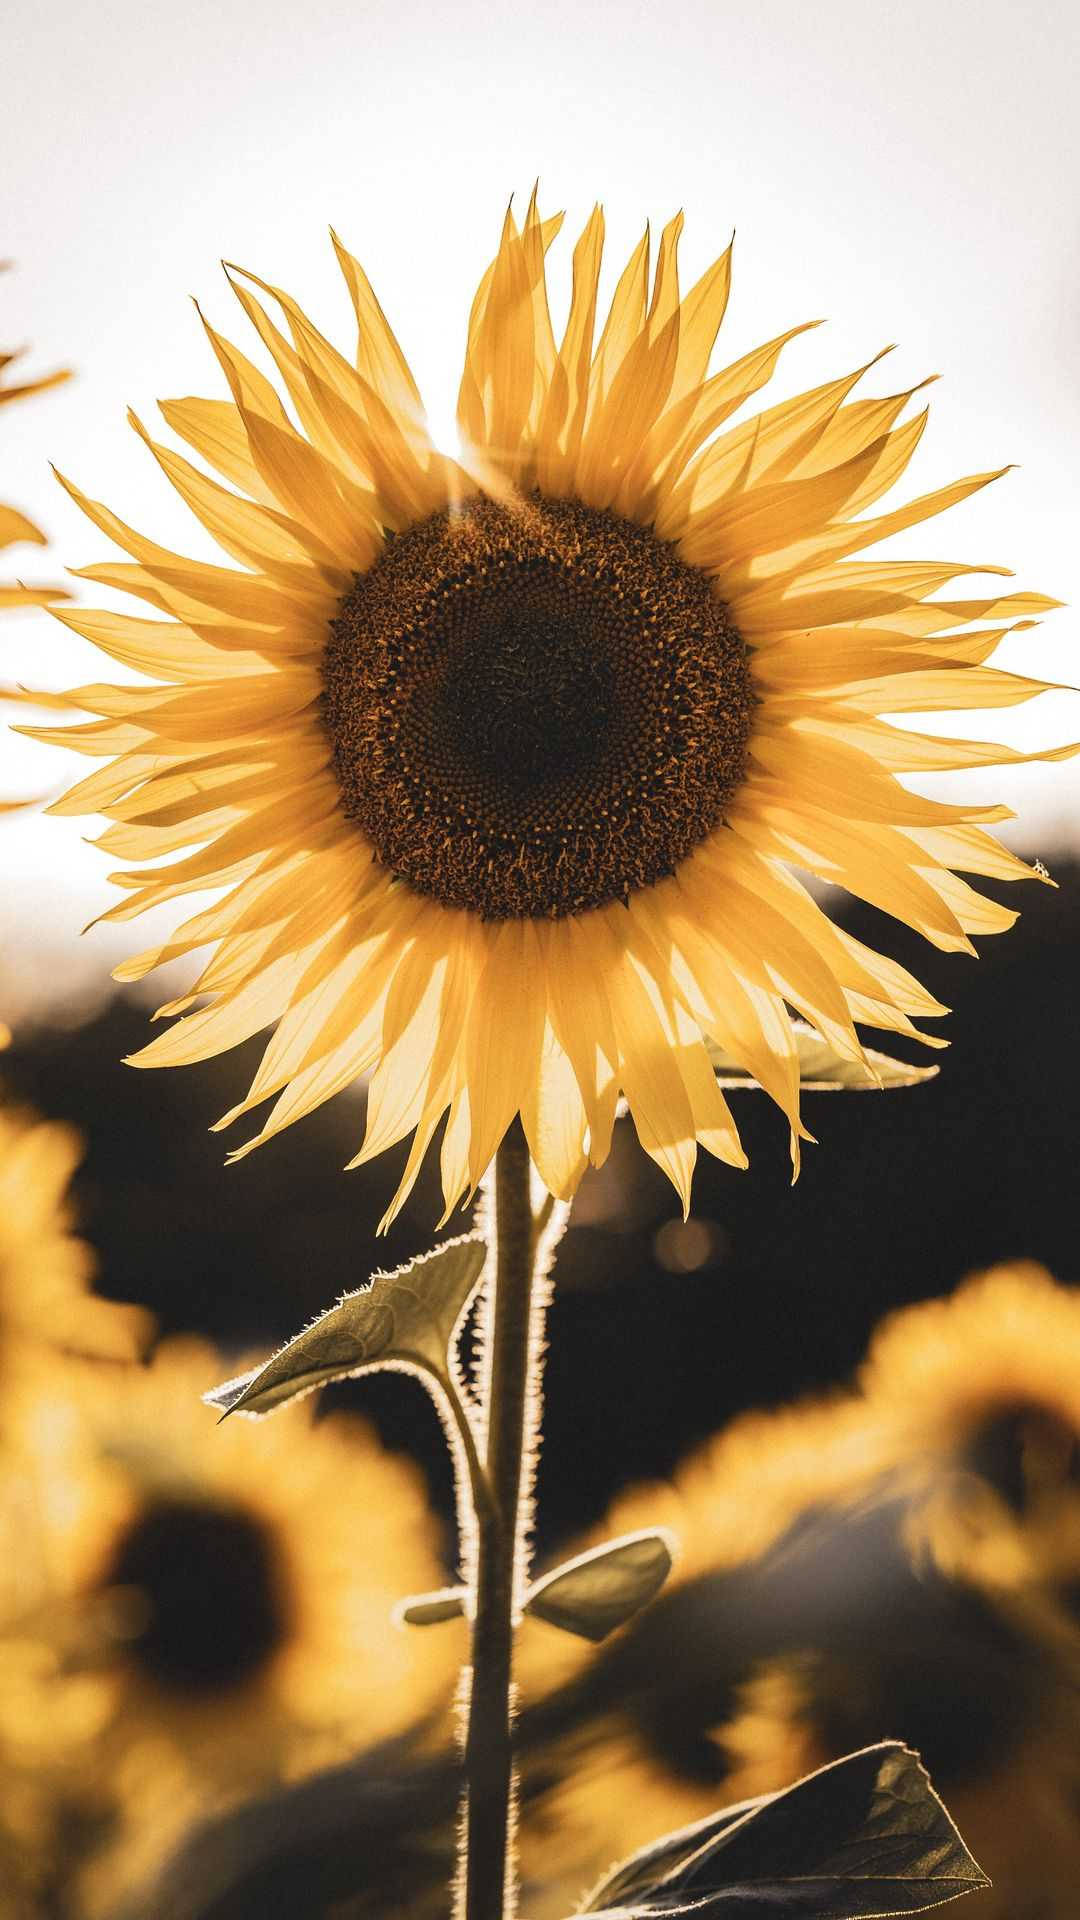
[0,1094,150,1380]
[0,1334,460,1916]
[514,1263,1080,1920]
[0,271,68,625]
[2,272,69,846]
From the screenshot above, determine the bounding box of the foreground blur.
[2,1096,1080,1916]
[2,870,1079,1915]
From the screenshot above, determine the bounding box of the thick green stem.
[461,1123,545,1920]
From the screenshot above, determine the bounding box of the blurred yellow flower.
[859,1261,1080,1596]
[29,196,1073,1220]
[0,1097,150,1379]
[0,1335,460,1913]
[519,1263,1080,1919]
[0,1065,149,1915]
[1,268,68,632]
[860,1260,1080,1454]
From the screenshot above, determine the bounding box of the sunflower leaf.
[708,1023,939,1093]
[525,1530,675,1642]
[576,1740,988,1916]
[205,1232,485,1418]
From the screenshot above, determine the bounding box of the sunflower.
[0,1094,151,1380]
[0,1079,147,1912]
[860,1261,1080,1453]
[1,269,68,626]
[516,1270,1080,1918]
[857,1262,1080,1595]
[0,1335,459,1913]
[520,1264,1080,1709]
[27,195,1073,1221]
[514,1387,895,1727]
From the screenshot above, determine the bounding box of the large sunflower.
[28,196,1073,1220]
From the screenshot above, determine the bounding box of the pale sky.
[3,0,1078,1019]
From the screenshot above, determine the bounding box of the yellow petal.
[463,918,546,1187]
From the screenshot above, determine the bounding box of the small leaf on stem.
[525,1529,675,1641]
[577,1740,988,1916]
[396,1586,468,1626]
[205,1233,485,1417]
[709,1023,939,1093]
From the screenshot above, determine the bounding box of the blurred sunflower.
[858,1261,1080,1596]
[860,1261,1080,1457]
[1,269,68,628]
[0,1078,149,1913]
[0,1077,152,1624]
[517,1268,1080,1920]
[515,1388,890,1881]
[2,1335,459,1913]
[0,1095,150,1381]
[26,195,1073,1220]
[2,274,69,858]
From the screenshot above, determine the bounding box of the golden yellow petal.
[520,1026,590,1201]
[534,204,605,495]
[158,394,277,504]
[49,605,273,681]
[128,410,347,579]
[330,226,426,422]
[463,918,546,1186]
[541,915,620,1167]
[746,804,976,954]
[0,503,46,548]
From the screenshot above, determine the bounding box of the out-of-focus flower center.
[963,1403,1080,1513]
[102,1495,293,1695]
[322,494,753,919]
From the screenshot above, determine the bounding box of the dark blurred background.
[6,860,1078,1565]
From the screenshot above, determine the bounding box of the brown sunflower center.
[322,493,753,919]
[102,1496,293,1695]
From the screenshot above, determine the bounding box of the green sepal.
[204,1232,485,1418]
[709,1022,939,1093]
[577,1741,988,1917]
[525,1529,675,1642]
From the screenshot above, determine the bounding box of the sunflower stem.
[461,1123,560,1920]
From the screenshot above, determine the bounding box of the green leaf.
[396,1586,468,1626]
[708,1023,939,1093]
[578,1741,988,1917]
[205,1233,485,1418]
[525,1530,675,1642]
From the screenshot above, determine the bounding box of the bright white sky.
[3,0,1078,1019]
